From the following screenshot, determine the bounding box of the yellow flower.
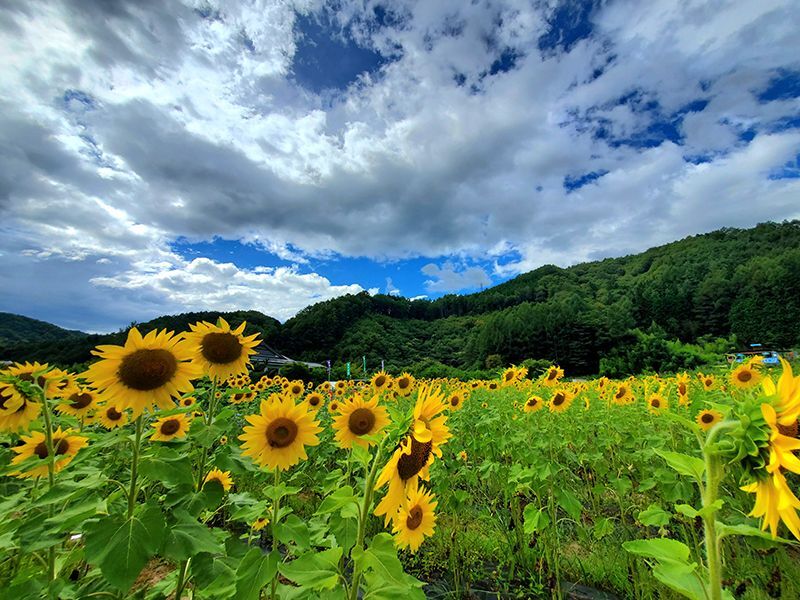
[332,394,389,449]
[220,435,228,445]
[85,327,201,417]
[730,363,761,390]
[287,381,305,399]
[56,388,98,418]
[3,362,78,399]
[0,383,41,433]
[183,318,261,381]
[412,384,451,457]
[762,358,800,427]
[180,397,196,408]
[252,516,270,531]
[151,413,191,442]
[647,394,668,413]
[304,392,324,410]
[524,396,544,413]
[702,374,715,391]
[501,367,518,386]
[10,427,88,478]
[370,371,392,393]
[741,470,800,539]
[97,404,129,429]
[458,450,467,461]
[611,383,633,405]
[762,404,800,475]
[445,389,466,411]
[239,395,322,471]
[204,468,234,492]
[549,389,573,413]
[394,373,415,397]
[696,409,723,431]
[392,480,437,553]
[542,366,564,387]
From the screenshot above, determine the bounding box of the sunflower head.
[204,468,234,492]
[333,394,390,449]
[395,373,415,397]
[371,371,392,393]
[56,388,98,417]
[392,480,437,552]
[151,413,191,442]
[524,395,544,413]
[252,516,270,531]
[98,404,128,429]
[647,394,667,413]
[696,409,723,431]
[184,318,261,381]
[10,427,88,478]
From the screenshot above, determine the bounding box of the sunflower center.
[34,438,69,459]
[701,412,714,424]
[397,438,433,481]
[309,396,320,406]
[547,370,557,380]
[107,407,123,421]
[374,375,386,388]
[527,399,537,407]
[679,383,687,395]
[504,372,514,381]
[553,393,565,406]
[266,417,298,448]
[737,370,752,382]
[349,408,376,435]
[450,396,460,407]
[651,398,661,408]
[292,385,302,394]
[117,349,178,391]
[778,421,799,438]
[615,388,626,400]
[160,419,181,435]
[201,332,243,365]
[398,378,409,390]
[406,506,424,530]
[69,392,93,409]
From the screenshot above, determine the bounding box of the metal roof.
[250,343,324,369]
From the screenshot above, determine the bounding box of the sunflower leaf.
[162,509,226,561]
[234,548,279,600]
[278,547,342,590]
[654,450,705,482]
[637,504,672,527]
[83,504,167,591]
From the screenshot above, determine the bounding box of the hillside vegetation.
[2,221,799,375]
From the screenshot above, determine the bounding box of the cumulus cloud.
[422,262,491,293]
[0,0,799,328]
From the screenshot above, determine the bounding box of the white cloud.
[0,0,799,328]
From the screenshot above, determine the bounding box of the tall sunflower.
[97,404,128,429]
[676,373,691,406]
[731,363,761,390]
[501,367,518,387]
[696,409,723,431]
[611,383,633,405]
[56,388,98,418]
[741,470,800,539]
[85,327,201,416]
[333,394,390,449]
[204,468,234,492]
[542,366,564,387]
[524,396,544,413]
[151,413,192,442]
[702,374,716,391]
[3,362,78,399]
[392,479,437,553]
[549,389,573,413]
[394,373,415,397]
[183,318,261,381]
[286,380,305,399]
[0,383,41,432]
[10,427,88,478]
[374,422,434,526]
[445,389,466,411]
[305,392,324,411]
[647,394,668,413]
[239,395,322,471]
[370,371,392,393]
[412,384,451,457]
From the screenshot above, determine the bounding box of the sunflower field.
[1,319,800,599]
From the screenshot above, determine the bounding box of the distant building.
[250,343,324,371]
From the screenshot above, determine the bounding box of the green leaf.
[523,505,550,535]
[163,510,225,561]
[276,514,311,551]
[716,522,793,543]
[234,549,279,600]
[83,505,167,591]
[357,534,424,599]
[652,561,707,600]
[592,517,614,540]
[44,500,103,533]
[191,552,237,597]
[139,455,194,487]
[556,488,582,521]
[279,548,342,590]
[638,504,672,527]
[622,538,691,564]
[330,514,358,554]
[655,450,705,482]
[316,486,359,517]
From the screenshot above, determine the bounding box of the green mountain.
[0,312,85,346]
[2,221,799,376]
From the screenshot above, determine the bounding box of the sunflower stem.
[702,433,725,600]
[270,468,281,600]
[127,415,144,520]
[195,377,219,492]
[349,441,384,600]
[38,384,57,582]
[174,558,191,600]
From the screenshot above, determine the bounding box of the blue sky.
[0,0,799,332]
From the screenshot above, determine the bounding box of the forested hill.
[0,313,85,346]
[2,221,799,376]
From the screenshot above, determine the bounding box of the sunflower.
[204,468,234,492]
[219,435,228,445]
[329,400,341,413]
[3,362,78,399]
[394,373,415,397]
[287,381,305,399]
[56,388,98,418]
[374,422,434,525]
[393,479,437,553]
[85,327,200,417]
[676,373,691,406]
[542,366,564,387]
[252,516,270,531]
[305,392,324,410]
[741,470,800,539]
[469,381,481,390]
[412,384,451,457]
[0,383,41,432]
[180,396,196,408]
[702,374,716,391]
[501,367,518,387]
[647,394,668,413]
[239,395,322,471]
[333,394,390,449]
[696,409,723,431]
[445,390,465,411]
[486,381,499,391]
[731,364,761,390]
[762,404,800,475]
[458,450,467,461]
[611,383,633,405]
[524,396,544,413]
[11,427,88,478]
[151,413,191,442]
[371,371,392,393]
[97,404,128,429]
[549,389,573,413]
[763,359,800,430]
[183,318,261,381]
